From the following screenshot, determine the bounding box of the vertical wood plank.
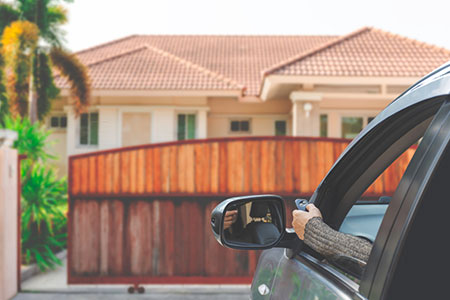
[284,141,294,192]
[104,154,113,194]
[88,156,97,194]
[219,142,228,193]
[275,141,285,192]
[112,153,121,194]
[169,146,178,193]
[145,149,154,193]
[161,147,170,193]
[186,145,195,193]
[108,200,124,275]
[121,151,130,193]
[243,141,252,192]
[71,159,81,195]
[80,158,89,194]
[99,200,109,274]
[158,200,175,276]
[177,145,187,192]
[210,143,219,193]
[129,151,137,194]
[153,148,161,193]
[127,201,152,275]
[250,141,261,193]
[137,149,145,194]
[97,155,105,194]
[194,144,204,193]
[299,141,310,194]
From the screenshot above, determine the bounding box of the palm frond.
[2,20,39,117]
[49,47,90,115]
[33,50,60,120]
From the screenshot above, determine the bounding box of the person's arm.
[292,204,372,264]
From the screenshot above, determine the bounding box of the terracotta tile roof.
[268,27,450,77]
[56,35,335,95]
[57,45,244,90]
[56,28,450,96]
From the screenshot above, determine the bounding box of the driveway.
[17,258,250,299]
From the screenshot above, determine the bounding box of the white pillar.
[64,107,77,156]
[290,92,322,137]
[197,109,208,139]
[0,130,18,300]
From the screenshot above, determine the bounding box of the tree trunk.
[28,75,38,123]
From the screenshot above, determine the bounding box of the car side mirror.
[211,195,287,250]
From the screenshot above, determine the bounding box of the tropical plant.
[21,161,67,271]
[0,0,90,122]
[1,115,67,270]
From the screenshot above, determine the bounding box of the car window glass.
[335,140,419,281]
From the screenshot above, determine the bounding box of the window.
[79,112,98,146]
[275,120,286,136]
[320,114,328,137]
[177,114,196,140]
[50,115,67,129]
[230,120,251,133]
[341,117,363,139]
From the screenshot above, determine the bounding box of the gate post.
[0,130,18,300]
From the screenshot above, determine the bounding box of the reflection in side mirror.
[211,195,285,250]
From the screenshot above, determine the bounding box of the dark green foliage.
[0,2,19,33]
[50,47,90,114]
[34,51,60,120]
[1,115,66,270]
[0,54,9,124]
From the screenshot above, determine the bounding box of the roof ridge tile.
[262,27,372,77]
[75,35,139,55]
[142,44,246,91]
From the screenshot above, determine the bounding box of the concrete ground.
[16,258,250,299]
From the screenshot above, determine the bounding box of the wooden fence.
[68,136,415,284]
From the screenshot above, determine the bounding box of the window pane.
[320,115,328,137]
[230,121,239,131]
[187,114,196,139]
[342,117,363,139]
[240,121,250,132]
[275,121,286,136]
[80,113,89,145]
[177,114,186,140]
[50,117,59,127]
[90,113,99,145]
[60,116,67,128]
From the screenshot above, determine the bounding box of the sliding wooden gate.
[68,136,414,284]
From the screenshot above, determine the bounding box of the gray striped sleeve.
[303,217,372,263]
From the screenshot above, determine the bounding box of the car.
[210,62,450,300]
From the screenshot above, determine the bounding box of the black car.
[211,62,450,299]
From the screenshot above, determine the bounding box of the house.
[49,27,450,176]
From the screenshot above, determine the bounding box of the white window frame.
[176,111,198,140]
[76,110,99,148]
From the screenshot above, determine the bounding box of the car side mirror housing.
[211,194,301,252]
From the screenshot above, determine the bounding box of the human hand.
[223,210,238,230]
[292,204,322,240]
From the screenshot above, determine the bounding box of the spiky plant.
[0,0,90,122]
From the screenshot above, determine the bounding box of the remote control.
[295,199,309,211]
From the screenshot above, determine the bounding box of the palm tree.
[0,0,90,122]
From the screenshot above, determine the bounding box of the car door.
[253,62,450,299]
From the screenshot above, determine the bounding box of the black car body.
[211,62,450,299]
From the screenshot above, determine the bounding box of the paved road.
[14,291,249,300]
[18,258,250,299]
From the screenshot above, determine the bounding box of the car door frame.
[302,63,450,298]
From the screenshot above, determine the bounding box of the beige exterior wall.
[0,136,18,300]
[47,79,412,177]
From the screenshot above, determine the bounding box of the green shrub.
[1,115,67,270]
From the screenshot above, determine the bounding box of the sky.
[62,0,450,53]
